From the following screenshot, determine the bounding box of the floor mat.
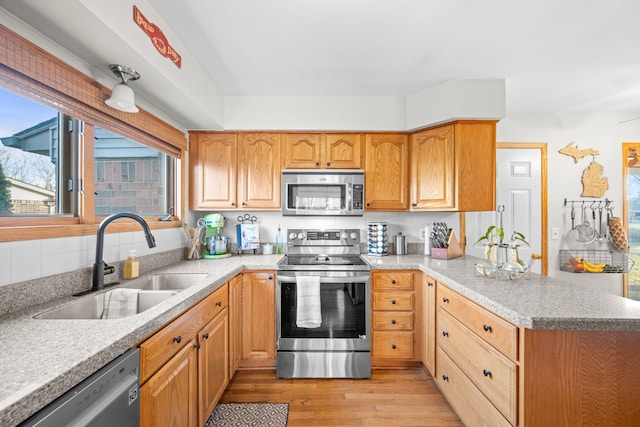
[205,403,289,427]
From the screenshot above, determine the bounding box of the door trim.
[460,142,548,275]
[621,142,638,298]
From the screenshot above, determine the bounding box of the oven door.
[276,272,370,352]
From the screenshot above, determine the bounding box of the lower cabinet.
[240,271,276,368]
[371,270,421,366]
[228,274,242,377]
[139,283,229,427]
[421,274,436,376]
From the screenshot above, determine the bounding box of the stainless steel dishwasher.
[20,348,140,427]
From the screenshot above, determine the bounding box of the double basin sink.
[35,273,209,320]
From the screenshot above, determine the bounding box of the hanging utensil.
[575,203,596,243]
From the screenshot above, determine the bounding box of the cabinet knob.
[194,343,201,350]
[391,319,396,325]
[428,282,434,287]
[442,331,449,337]
[483,324,492,332]
[391,299,396,305]
[241,202,246,206]
[442,297,450,303]
[230,202,235,206]
[391,279,396,284]
[326,162,331,167]
[315,162,320,166]
[442,375,449,382]
[391,344,397,349]
[483,369,492,377]
[173,336,182,344]
[203,333,209,340]
[366,203,371,207]
[268,275,273,280]
[411,202,417,207]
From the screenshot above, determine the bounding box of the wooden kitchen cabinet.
[240,271,276,368]
[421,274,436,376]
[189,131,281,210]
[284,133,362,169]
[410,120,496,211]
[139,283,229,427]
[189,132,237,210]
[228,274,242,378]
[364,133,410,211]
[371,270,421,366]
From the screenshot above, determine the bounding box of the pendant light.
[105,64,140,113]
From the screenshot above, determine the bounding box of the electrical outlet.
[551,227,560,240]
[420,228,426,241]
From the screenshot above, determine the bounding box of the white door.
[466,147,543,274]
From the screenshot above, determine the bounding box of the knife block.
[431,231,463,259]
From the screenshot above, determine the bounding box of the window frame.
[0,23,185,242]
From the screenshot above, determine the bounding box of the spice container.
[367,222,388,256]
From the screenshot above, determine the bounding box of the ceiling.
[1,0,640,127]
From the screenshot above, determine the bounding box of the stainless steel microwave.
[281,169,365,216]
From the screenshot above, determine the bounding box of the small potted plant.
[475,226,529,266]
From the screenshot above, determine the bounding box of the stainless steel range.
[275,228,371,378]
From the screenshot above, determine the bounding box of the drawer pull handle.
[483,324,492,332]
[442,375,449,382]
[216,301,222,307]
[442,331,449,337]
[203,333,210,340]
[442,297,450,303]
[173,336,182,344]
[391,299,396,305]
[194,343,201,350]
[391,344,397,349]
[483,369,492,377]
[391,319,396,325]
[391,279,396,284]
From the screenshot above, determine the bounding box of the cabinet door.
[237,133,281,209]
[323,133,362,169]
[198,308,229,426]
[141,339,198,427]
[284,134,322,168]
[228,275,242,377]
[422,275,436,376]
[364,134,409,210]
[241,271,276,367]
[410,126,455,210]
[189,132,237,210]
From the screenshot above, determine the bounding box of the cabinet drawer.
[372,271,414,290]
[438,283,517,360]
[372,292,413,311]
[373,331,413,359]
[438,308,517,424]
[140,284,228,383]
[373,311,413,330]
[436,348,512,427]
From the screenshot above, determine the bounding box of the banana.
[582,259,606,273]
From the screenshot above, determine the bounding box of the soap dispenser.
[124,250,139,279]
[275,226,283,254]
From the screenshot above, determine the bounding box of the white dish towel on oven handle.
[296,275,322,328]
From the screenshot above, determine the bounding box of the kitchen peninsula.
[1,254,640,426]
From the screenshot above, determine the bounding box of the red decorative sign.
[133,5,182,68]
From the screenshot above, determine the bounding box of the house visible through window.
[0,86,175,218]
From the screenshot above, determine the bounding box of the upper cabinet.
[410,121,496,211]
[364,133,409,211]
[189,132,281,210]
[284,133,362,169]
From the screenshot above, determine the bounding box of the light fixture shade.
[105,83,139,113]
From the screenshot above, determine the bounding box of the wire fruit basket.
[559,249,634,273]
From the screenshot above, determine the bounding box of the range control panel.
[286,229,361,246]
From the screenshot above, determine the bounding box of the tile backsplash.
[0,227,185,287]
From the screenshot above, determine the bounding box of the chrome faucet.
[92,212,156,291]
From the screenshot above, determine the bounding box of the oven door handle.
[276,275,370,284]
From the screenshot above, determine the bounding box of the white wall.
[497,112,640,295]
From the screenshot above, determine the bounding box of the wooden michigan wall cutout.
[581,161,609,197]
[558,142,600,163]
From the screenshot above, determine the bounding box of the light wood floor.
[220,368,463,426]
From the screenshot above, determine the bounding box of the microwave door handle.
[276,275,370,284]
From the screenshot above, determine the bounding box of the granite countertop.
[365,254,640,331]
[3,253,640,425]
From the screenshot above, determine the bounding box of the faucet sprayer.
[92,212,156,291]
